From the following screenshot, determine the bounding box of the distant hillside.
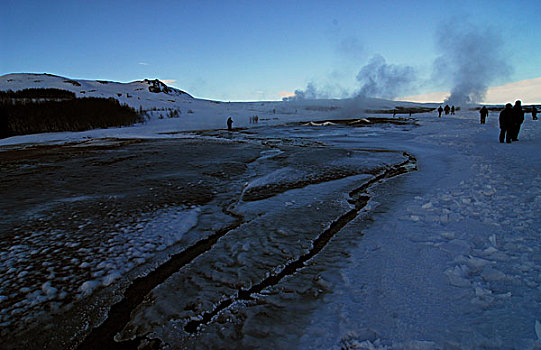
[0,73,193,110]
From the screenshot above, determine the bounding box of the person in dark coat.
[511,100,524,141]
[532,106,538,120]
[227,116,233,131]
[444,105,450,115]
[437,106,443,118]
[479,106,489,124]
[499,103,513,143]
[451,105,455,115]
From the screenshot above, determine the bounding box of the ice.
[480,267,507,282]
[245,167,305,190]
[421,202,433,209]
[455,255,492,270]
[78,280,100,296]
[445,265,472,287]
[40,282,57,298]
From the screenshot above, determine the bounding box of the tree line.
[0,88,76,101]
[1,89,142,138]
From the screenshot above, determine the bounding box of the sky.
[1,0,540,102]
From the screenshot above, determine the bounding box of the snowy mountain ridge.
[0,73,193,110]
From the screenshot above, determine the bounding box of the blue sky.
[1,0,540,101]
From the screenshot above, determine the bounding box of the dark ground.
[0,122,415,349]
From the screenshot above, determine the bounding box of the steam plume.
[433,22,511,106]
[288,55,415,102]
[355,54,416,99]
[292,83,320,100]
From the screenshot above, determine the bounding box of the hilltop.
[0,73,192,110]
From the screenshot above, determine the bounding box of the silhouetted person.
[444,105,450,115]
[479,106,489,124]
[511,100,524,141]
[227,116,233,131]
[451,105,455,115]
[499,103,513,143]
[532,106,538,120]
[437,106,443,118]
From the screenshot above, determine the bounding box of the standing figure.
[532,106,538,120]
[479,106,489,124]
[499,103,513,143]
[451,105,455,115]
[444,105,450,115]
[227,116,233,131]
[511,100,524,141]
[437,106,443,118]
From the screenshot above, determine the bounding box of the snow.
[297,113,541,349]
[1,73,540,348]
[0,207,200,330]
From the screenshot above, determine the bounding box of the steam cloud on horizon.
[355,54,416,99]
[433,22,511,106]
[286,54,415,102]
[287,22,511,106]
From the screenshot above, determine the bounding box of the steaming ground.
[0,108,540,349]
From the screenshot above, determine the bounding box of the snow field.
[322,112,541,349]
[405,116,540,305]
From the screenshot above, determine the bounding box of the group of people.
[226,115,260,131]
[498,100,525,143]
[437,104,456,117]
[438,101,536,144]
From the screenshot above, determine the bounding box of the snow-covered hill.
[0,73,193,110]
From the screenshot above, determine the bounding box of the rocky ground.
[0,120,415,349]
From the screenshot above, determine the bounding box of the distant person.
[255,115,258,123]
[437,106,443,118]
[532,106,538,120]
[451,105,455,115]
[511,100,524,141]
[499,103,513,143]
[227,116,233,131]
[444,105,450,115]
[479,106,489,124]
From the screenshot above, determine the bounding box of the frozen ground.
[0,106,540,349]
[299,113,541,349]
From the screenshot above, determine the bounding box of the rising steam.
[355,54,416,99]
[433,22,511,106]
[287,54,415,102]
